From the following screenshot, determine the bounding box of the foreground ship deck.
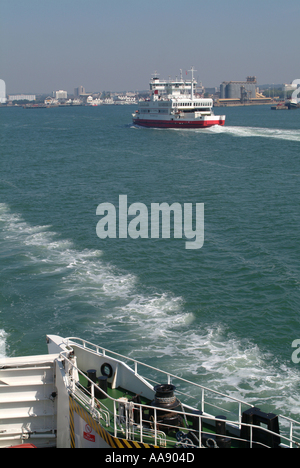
[132,69,225,129]
[0,335,299,448]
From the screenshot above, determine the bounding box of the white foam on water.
[1,203,300,424]
[208,124,300,141]
[0,329,7,358]
[143,124,300,142]
[0,203,136,300]
[95,291,300,422]
[166,323,300,422]
[106,293,193,345]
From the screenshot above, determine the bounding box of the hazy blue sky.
[1,0,299,94]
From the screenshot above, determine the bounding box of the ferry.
[132,68,225,129]
[0,334,299,449]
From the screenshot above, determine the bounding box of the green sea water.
[0,104,299,421]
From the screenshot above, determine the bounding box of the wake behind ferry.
[0,335,299,449]
[132,68,225,129]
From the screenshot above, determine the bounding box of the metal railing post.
[154,408,157,446]
[199,413,202,448]
[201,388,205,414]
[290,421,293,448]
[91,383,95,411]
[140,405,143,443]
[113,400,117,437]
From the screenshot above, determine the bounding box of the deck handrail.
[64,336,253,410]
[59,349,300,449]
[62,337,300,448]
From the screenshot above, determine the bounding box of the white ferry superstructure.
[132,68,225,129]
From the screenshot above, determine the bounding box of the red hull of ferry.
[132,118,225,128]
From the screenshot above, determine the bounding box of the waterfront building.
[44,96,59,105]
[74,86,85,97]
[8,94,36,102]
[53,90,68,100]
[220,77,257,100]
[0,80,7,104]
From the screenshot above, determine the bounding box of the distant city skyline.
[1,80,289,99]
[1,0,300,95]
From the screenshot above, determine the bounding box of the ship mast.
[189,66,197,103]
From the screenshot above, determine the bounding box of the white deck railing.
[61,337,300,448]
